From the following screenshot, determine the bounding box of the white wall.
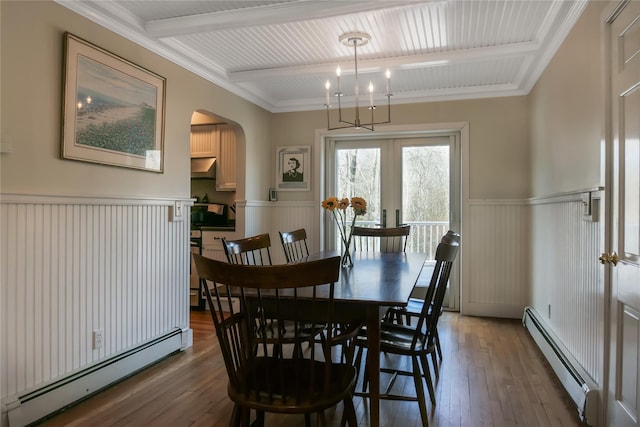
[528,1,609,389]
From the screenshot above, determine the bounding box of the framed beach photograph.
[276,145,310,191]
[61,33,166,172]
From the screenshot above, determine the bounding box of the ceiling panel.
[56,0,588,113]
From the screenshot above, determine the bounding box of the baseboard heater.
[522,306,599,427]
[4,328,186,427]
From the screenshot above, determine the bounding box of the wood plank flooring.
[37,311,583,427]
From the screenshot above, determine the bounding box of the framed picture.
[61,33,166,172]
[276,146,310,191]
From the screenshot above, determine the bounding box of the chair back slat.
[351,225,410,253]
[279,228,310,263]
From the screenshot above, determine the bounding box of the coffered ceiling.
[56,1,587,113]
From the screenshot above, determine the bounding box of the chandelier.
[324,32,392,131]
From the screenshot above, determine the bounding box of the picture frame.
[276,146,310,191]
[61,33,166,172]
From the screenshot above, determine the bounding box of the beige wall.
[271,96,530,202]
[0,0,272,201]
[529,1,606,197]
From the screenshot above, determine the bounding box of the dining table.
[298,250,428,427]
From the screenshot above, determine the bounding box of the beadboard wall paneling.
[530,195,603,384]
[462,200,530,318]
[0,195,192,401]
[241,200,317,265]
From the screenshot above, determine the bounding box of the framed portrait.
[61,33,166,172]
[276,146,310,191]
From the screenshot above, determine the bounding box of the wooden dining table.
[298,250,428,427]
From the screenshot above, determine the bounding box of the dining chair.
[351,225,411,324]
[222,232,324,349]
[351,224,410,253]
[193,254,360,427]
[388,230,461,373]
[279,227,363,364]
[353,238,459,427]
[278,228,310,263]
[222,233,273,266]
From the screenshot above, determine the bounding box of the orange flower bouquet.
[321,196,367,267]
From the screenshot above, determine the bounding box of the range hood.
[191,157,216,179]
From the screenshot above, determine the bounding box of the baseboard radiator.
[4,329,186,427]
[522,307,598,426]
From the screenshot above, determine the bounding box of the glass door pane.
[402,144,450,259]
[335,147,381,227]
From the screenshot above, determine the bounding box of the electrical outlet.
[93,329,104,349]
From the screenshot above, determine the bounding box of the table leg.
[365,308,381,427]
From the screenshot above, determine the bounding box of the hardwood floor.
[38,311,583,427]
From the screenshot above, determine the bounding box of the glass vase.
[341,238,353,267]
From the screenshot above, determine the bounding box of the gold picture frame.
[61,33,166,172]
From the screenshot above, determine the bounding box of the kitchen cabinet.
[190,124,218,158]
[216,125,236,191]
[200,229,239,312]
[190,124,236,191]
[201,229,236,262]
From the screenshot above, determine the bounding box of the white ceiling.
[57,0,587,113]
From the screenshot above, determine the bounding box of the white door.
[325,133,460,309]
[607,1,640,426]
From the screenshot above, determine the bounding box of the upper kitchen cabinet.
[190,124,218,158]
[190,124,236,191]
[216,125,237,191]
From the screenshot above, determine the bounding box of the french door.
[324,133,460,309]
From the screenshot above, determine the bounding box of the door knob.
[599,252,619,266]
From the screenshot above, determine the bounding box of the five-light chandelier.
[324,32,392,131]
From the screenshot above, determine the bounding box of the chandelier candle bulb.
[369,81,374,107]
[336,66,342,94]
[325,80,331,106]
[386,69,391,94]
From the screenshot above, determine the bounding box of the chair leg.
[230,404,242,427]
[411,356,430,427]
[430,350,440,379]
[419,353,437,405]
[342,396,358,427]
[239,406,251,427]
[434,327,443,360]
[251,411,265,427]
[353,345,367,391]
[304,412,311,427]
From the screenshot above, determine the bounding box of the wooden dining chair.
[353,238,459,427]
[222,233,273,266]
[388,230,461,373]
[351,225,411,324]
[279,227,362,364]
[223,232,328,358]
[279,228,310,263]
[351,224,410,253]
[193,254,360,427]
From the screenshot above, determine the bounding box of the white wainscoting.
[462,199,531,318]
[529,191,603,385]
[1,194,192,425]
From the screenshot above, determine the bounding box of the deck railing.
[352,220,450,261]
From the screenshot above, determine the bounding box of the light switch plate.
[169,201,184,222]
